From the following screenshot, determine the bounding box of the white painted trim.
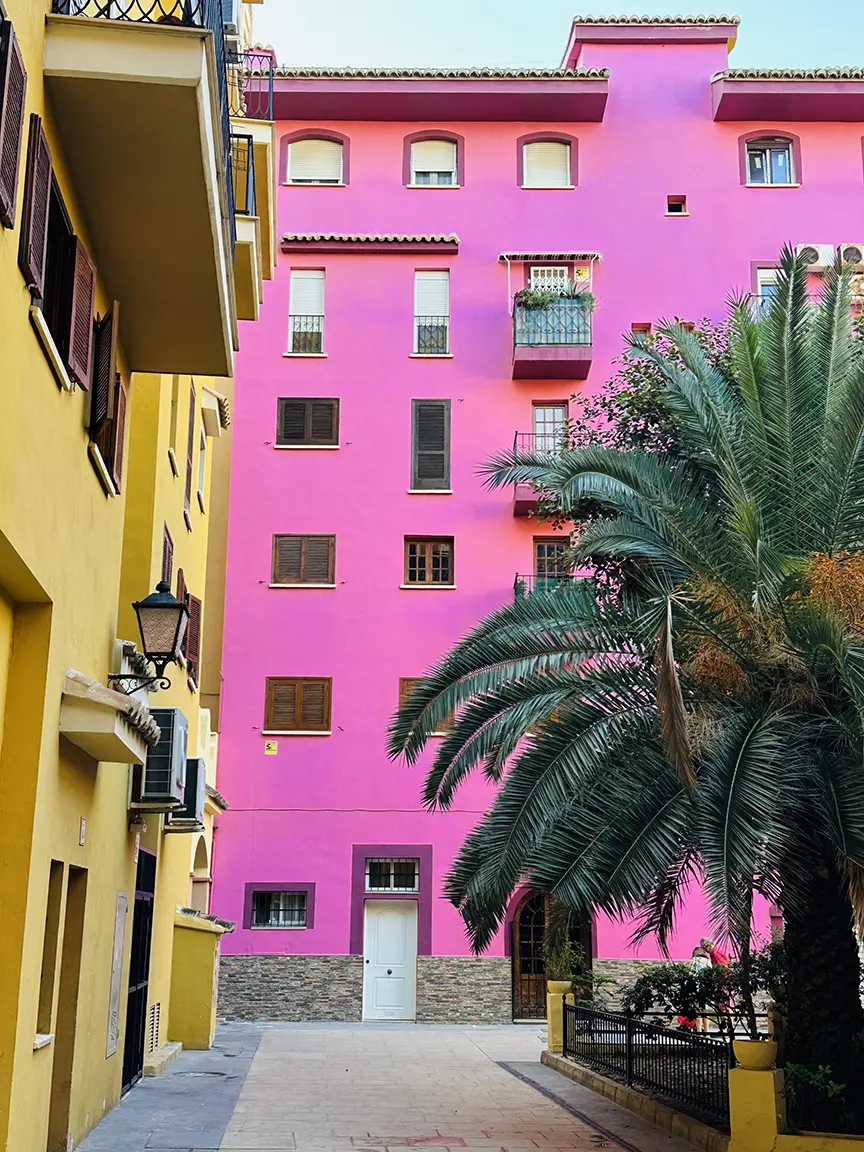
[33,1034,54,1051]
[408,353,454,359]
[283,352,328,358]
[520,185,576,190]
[249,924,308,930]
[273,445,340,450]
[88,443,118,497]
[406,184,461,190]
[282,182,347,188]
[664,212,691,217]
[29,306,74,392]
[399,584,457,590]
[745,182,801,189]
[268,583,337,589]
[167,447,180,477]
[262,730,332,736]
[406,489,453,495]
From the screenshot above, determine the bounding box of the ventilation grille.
[147,1002,161,1054]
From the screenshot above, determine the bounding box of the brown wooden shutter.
[176,567,186,611]
[265,678,297,729]
[185,594,202,667]
[398,677,423,708]
[304,536,335,582]
[277,399,306,444]
[309,400,338,444]
[0,20,27,229]
[272,535,335,584]
[107,378,127,492]
[161,526,174,585]
[185,382,196,513]
[412,400,450,489]
[66,237,96,388]
[89,302,119,436]
[272,536,302,583]
[18,114,51,297]
[265,677,331,730]
[276,398,339,445]
[299,680,328,728]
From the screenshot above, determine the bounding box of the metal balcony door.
[122,850,156,1092]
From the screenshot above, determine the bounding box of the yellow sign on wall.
[264,741,278,755]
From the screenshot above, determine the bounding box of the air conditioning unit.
[839,243,864,268]
[130,709,187,811]
[795,243,834,269]
[851,274,864,299]
[164,758,206,833]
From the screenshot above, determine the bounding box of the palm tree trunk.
[781,847,864,1132]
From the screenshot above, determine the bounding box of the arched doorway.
[190,835,210,912]
[511,892,593,1021]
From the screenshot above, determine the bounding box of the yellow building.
[0,1,274,1148]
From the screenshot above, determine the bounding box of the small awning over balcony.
[512,298,593,380]
[43,13,236,375]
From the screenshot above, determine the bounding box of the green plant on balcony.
[514,284,595,312]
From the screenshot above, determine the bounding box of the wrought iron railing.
[52,0,236,249]
[514,573,577,597]
[514,298,591,346]
[562,1003,731,1129]
[289,315,324,354]
[514,430,569,455]
[415,316,449,355]
[230,133,256,216]
[227,48,275,120]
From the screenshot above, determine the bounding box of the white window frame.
[286,138,344,185]
[288,269,326,355]
[410,139,458,186]
[533,403,568,452]
[529,266,570,294]
[745,138,795,186]
[413,271,450,355]
[364,857,420,893]
[522,141,572,189]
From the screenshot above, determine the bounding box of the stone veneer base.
[217,954,512,1024]
[591,958,658,1009]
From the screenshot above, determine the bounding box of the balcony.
[513,573,578,598]
[511,431,566,515]
[44,0,237,376]
[229,49,277,285]
[230,132,261,320]
[512,297,592,380]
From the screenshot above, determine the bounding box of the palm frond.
[655,596,694,789]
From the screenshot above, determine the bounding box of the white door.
[362,900,418,1021]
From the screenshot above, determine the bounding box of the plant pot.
[547,980,573,995]
[733,1038,778,1070]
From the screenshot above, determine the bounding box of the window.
[184,381,196,523]
[88,302,127,495]
[0,18,28,229]
[161,525,174,585]
[272,535,335,586]
[197,427,206,510]
[399,678,454,735]
[251,890,308,928]
[185,592,202,688]
[522,140,571,189]
[666,194,687,215]
[276,398,339,446]
[404,537,454,586]
[631,322,652,335]
[530,266,569,294]
[755,269,779,313]
[264,677,332,733]
[746,137,794,185]
[411,400,450,490]
[168,375,180,474]
[289,269,325,354]
[365,857,419,893]
[534,537,571,589]
[286,137,343,185]
[533,403,567,453]
[414,271,449,354]
[410,139,457,186]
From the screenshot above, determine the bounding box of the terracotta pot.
[547,980,573,995]
[733,1038,778,1070]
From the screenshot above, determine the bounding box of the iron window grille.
[414,316,449,355]
[746,138,794,185]
[365,858,420,893]
[514,298,591,347]
[227,48,275,120]
[289,315,324,354]
[230,133,256,216]
[251,890,307,928]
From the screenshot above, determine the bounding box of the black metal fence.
[415,316,449,355]
[514,573,579,596]
[230,133,256,216]
[228,48,275,120]
[289,315,324,354]
[514,431,570,455]
[514,298,591,346]
[562,1002,731,1129]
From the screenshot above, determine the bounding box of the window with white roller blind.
[522,141,571,188]
[410,139,457,185]
[414,271,450,354]
[289,270,325,353]
[286,138,343,184]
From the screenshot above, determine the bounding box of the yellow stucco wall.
[168,915,229,1050]
[728,1069,864,1152]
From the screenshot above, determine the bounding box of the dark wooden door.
[122,850,156,1093]
[512,892,547,1020]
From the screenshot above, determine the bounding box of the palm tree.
[388,249,864,1127]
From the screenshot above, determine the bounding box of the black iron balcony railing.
[53,0,236,249]
[513,430,570,455]
[415,316,449,355]
[514,297,591,346]
[514,573,578,597]
[230,133,256,216]
[227,48,275,120]
[289,315,323,354]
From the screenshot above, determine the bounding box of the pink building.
[213,15,864,1022]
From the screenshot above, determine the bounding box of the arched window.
[518,134,577,189]
[285,136,345,185]
[402,132,464,187]
[744,135,796,185]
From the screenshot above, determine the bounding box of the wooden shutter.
[288,139,342,183]
[176,567,186,608]
[277,398,338,446]
[66,237,96,388]
[107,378,127,492]
[185,382,196,512]
[185,594,202,666]
[398,677,423,708]
[265,678,297,729]
[88,302,118,435]
[411,139,456,179]
[414,271,449,318]
[523,141,570,188]
[161,526,174,585]
[272,535,335,584]
[412,400,450,489]
[18,114,51,297]
[265,677,331,731]
[299,680,329,728]
[289,269,324,316]
[0,20,27,229]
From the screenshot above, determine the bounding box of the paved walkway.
[79,1024,701,1152]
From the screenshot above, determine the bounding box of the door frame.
[361,898,419,1022]
[508,890,594,1022]
[122,849,156,1093]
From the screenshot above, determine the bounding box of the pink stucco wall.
[213,28,864,965]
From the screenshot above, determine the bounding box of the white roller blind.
[414,271,449,317]
[288,139,343,183]
[523,141,570,188]
[411,140,457,179]
[290,270,325,315]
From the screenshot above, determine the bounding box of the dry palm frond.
[684,707,723,757]
[840,857,864,934]
[806,552,864,631]
[684,640,748,696]
[656,598,695,789]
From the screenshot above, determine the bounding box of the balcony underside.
[234,214,261,321]
[512,345,592,380]
[514,483,539,516]
[712,77,864,121]
[44,16,236,376]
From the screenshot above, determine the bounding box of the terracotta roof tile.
[715,67,864,80]
[274,66,609,80]
[573,13,739,23]
[281,232,460,244]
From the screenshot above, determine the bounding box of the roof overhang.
[562,16,738,66]
[281,233,460,254]
[272,72,608,122]
[712,71,864,121]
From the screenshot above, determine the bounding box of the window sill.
[664,212,691,217]
[33,1034,54,1051]
[268,583,337,589]
[88,442,118,497]
[274,444,340,450]
[409,353,453,359]
[249,925,308,930]
[197,491,206,515]
[399,584,456,590]
[283,182,347,188]
[744,182,801,189]
[29,306,75,392]
[262,730,332,736]
[283,352,328,358]
[168,447,180,477]
[520,184,576,190]
[184,509,193,533]
[406,183,461,190]
[407,489,453,495]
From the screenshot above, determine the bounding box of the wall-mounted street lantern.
[108,582,190,695]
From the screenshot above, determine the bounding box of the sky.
[250,0,864,70]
